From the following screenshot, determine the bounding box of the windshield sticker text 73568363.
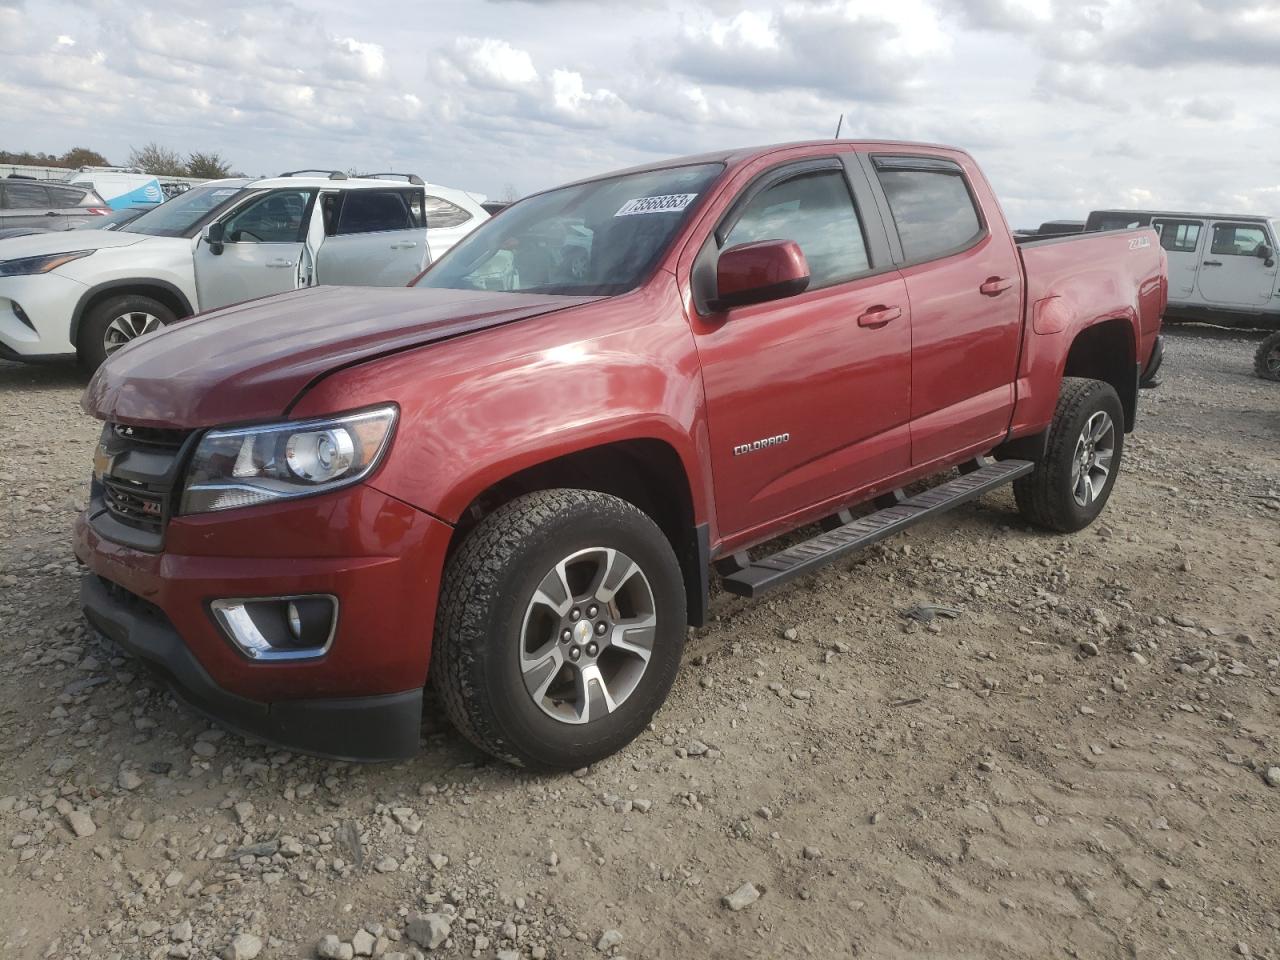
[615,194,698,217]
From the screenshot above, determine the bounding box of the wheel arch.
[446,437,711,628]
[69,279,194,349]
[1061,316,1138,431]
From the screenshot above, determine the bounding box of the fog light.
[210,595,338,661]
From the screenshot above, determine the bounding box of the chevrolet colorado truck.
[74,140,1167,770]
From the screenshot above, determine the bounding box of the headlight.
[0,250,95,277]
[180,405,398,514]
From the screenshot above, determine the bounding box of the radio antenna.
[834,113,844,139]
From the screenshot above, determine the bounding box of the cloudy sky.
[1,0,1277,226]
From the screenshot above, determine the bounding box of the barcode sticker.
[615,194,698,217]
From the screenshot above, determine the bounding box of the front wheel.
[1014,377,1125,533]
[1255,331,1280,382]
[431,489,686,770]
[78,293,175,372]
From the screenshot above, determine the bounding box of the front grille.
[90,422,195,551]
[102,476,166,534]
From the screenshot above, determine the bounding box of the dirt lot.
[0,327,1277,960]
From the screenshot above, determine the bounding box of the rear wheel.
[431,489,686,770]
[1014,377,1124,533]
[77,293,175,372]
[1255,331,1280,382]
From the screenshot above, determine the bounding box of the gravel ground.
[0,326,1277,960]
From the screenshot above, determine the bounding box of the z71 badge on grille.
[733,433,790,456]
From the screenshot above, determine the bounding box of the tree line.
[0,143,239,179]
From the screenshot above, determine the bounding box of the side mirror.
[1256,242,1275,267]
[203,222,225,256]
[711,239,810,312]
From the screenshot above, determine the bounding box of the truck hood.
[83,285,600,428]
[0,228,153,259]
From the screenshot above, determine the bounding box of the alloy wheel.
[103,311,162,355]
[1071,410,1115,507]
[519,546,656,725]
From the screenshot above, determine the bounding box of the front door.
[864,154,1024,466]
[1197,221,1278,307]
[194,188,316,311]
[1152,218,1205,300]
[691,159,912,537]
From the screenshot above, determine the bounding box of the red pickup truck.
[75,140,1167,769]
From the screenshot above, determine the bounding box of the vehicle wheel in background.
[1255,331,1280,382]
[77,294,175,372]
[1014,377,1125,533]
[431,489,686,770]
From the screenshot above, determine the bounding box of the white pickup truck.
[0,172,488,369]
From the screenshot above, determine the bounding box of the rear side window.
[2,182,51,208]
[1210,223,1267,256]
[424,195,472,229]
[46,185,89,207]
[723,169,870,289]
[338,190,413,235]
[1153,220,1202,253]
[874,159,983,262]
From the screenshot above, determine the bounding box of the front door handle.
[1202,260,1223,267]
[390,241,418,250]
[857,305,902,327]
[980,276,1014,296]
[266,258,296,268]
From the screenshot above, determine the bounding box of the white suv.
[0,171,488,369]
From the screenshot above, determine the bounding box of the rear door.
[45,183,101,229]
[1152,218,1205,300]
[0,181,53,230]
[862,153,1023,467]
[690,156,912,536]
[193,188,316,310]
[313,188,428,286]
[1197,221,1278,307]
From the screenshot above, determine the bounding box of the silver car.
[0,177,111,231]
[1086,208,1280,329]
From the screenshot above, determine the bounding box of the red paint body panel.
[76,138,1165,733]
[73,485,451,700]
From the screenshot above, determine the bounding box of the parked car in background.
[0,171,451,369]
[0,176,111,231]
[1085,208,1279,329]
[66,167,166,210]
[74,139,1166,769]
[0,206,150,241]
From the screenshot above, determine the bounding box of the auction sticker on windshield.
[615,194,698,217]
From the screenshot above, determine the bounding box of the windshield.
[416,163,724,296]
[120,182,248,237]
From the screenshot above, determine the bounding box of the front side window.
[2,182,50,208]
[337,190,414,235]
[875,160,983,262]
[723,169,870,289]
[417,162,723,297]
[1211,224,1268,257]
[222,190,313,243]
[424,195,472,229]
[1154,219,1202,253]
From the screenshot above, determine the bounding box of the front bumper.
[0,273,85,358]
[73,484,455,761]
[81,574,423,761]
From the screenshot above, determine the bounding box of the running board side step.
[720,458,1034,598]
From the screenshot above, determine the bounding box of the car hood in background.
[83,285,600,428]
[0,228,155,259]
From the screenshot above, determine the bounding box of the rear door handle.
[857,305,902,327]
[391,241,418,249]
[266,258,296,268]
[1202,260,1223,266]
[980,277,1014,296]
